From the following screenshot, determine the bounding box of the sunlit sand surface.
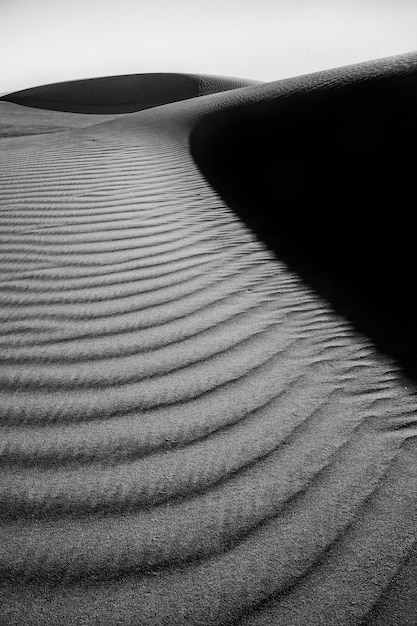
[1,57,417,625]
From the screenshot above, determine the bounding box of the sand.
[1,72,258,113]
[1,55,417,625]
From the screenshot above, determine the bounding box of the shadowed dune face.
[0,72,258,138]
[1,59,417,625]
[0,72,258,113]
[191,54,417,380]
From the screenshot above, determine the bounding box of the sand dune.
[0,100,122,137]
[1,54,417,625]
[0,72,258,113]
[0,72,257,137]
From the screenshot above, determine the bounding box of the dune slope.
[0,72,257,137]
[0,72,258,113]
[1,55,417,625]
[0,100,122,138]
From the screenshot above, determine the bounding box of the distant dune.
[1,54,417,626]
[0,72,257,137]
[0,72,258,113]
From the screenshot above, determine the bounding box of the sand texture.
[1,57,417,625]
[1,72,258,113]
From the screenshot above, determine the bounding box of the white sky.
[1,0,417,93]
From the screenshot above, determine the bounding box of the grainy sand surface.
[0,100,121,137]
[1,59,417,625]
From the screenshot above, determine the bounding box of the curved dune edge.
[0,72,259,113]
[1,52,417,626]
[0,72,258,138]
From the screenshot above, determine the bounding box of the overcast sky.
[2,0,417,93]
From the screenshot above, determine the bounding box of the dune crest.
[1,53,417,625]
[0,72,258,114]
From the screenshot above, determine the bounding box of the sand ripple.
[1,59,417,625]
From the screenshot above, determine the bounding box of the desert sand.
[1,54,417,625]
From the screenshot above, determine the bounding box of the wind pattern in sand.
[1,59,417,625]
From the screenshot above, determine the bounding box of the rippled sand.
[1,56,417,625]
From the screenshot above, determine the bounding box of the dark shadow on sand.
[191,63,417,381]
